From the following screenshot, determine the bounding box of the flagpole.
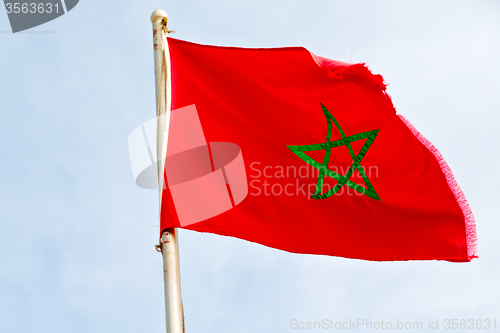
[151,9,185,333]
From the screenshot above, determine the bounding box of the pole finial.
[151,9,168,23]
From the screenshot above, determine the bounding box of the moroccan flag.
[159,37,477,262]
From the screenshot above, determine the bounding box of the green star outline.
[286,103,381,201]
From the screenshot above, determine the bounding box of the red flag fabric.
[160,37,477,262]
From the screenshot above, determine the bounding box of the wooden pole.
[151,9,184,333]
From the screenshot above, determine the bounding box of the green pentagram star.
[286,103,381,201]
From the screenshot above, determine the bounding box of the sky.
[1,1,499,332]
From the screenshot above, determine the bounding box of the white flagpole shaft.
[151,9,184,333]
[161,229,184,333]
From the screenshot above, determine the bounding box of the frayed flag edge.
[398,115,478,261]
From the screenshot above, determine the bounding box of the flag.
[159,37,477,262]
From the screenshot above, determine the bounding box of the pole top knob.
[151,9,168,23]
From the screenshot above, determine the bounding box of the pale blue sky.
[1,1,499,332]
